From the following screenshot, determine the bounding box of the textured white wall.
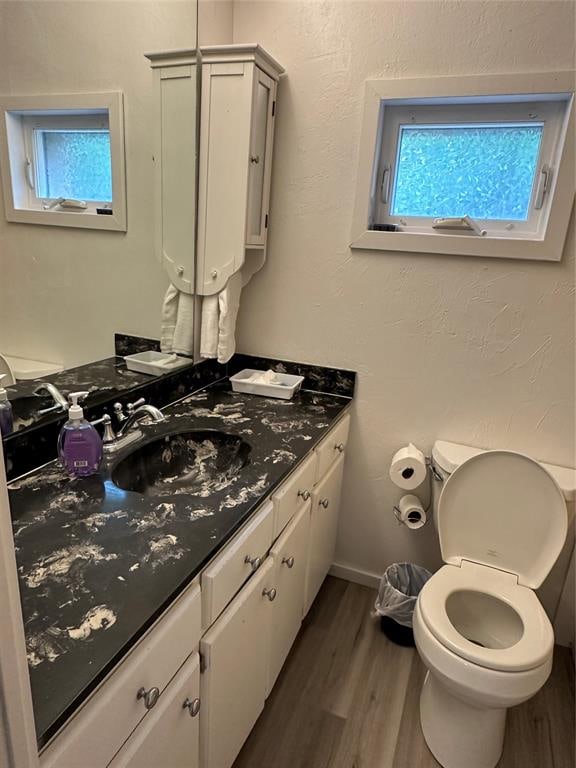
[231,0,576,576]
[0,1,197,369]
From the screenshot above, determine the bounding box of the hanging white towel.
[160,283,179,353]
[160,284,195,356]
[217,272,243,363]
[200,294,219,359]
[200,272,243,364]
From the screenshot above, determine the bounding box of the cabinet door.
[267,502,311,695]
[271,453,316,538]
[246,68,276,247]
[305,455,345,615]
[108,653,200,768]
[200,559,275,768]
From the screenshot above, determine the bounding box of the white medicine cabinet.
[146,45,284,296]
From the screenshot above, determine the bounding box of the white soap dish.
[124,351,191,376]
[230,369,304,400]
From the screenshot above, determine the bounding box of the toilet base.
[420,671,506,768]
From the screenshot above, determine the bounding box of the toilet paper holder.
[392,454,441,528]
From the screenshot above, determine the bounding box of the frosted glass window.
[35,130,112,201]
[391,124,543,221]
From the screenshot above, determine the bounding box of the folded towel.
[160,284,179,353]
[161,284,195,357]
[200,294,219,359]
[217,272,243,364]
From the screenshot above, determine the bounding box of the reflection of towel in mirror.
[200,272,243,364]
[160,284,195,356]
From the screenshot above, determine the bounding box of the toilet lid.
[438,451,567,588]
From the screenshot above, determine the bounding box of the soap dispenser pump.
[0,375,14,437]
[58,391,103,477]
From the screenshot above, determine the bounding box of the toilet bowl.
[414,449,569,768]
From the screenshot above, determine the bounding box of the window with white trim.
[351,73,575,261]
[0,93,126,231]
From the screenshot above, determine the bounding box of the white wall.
[230,0,576,578]
[0,0,198,369]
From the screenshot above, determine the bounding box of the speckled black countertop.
[8,380,352,747]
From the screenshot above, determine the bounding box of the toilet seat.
[418,561,554,673]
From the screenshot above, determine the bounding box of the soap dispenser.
[0,375,14,437]
[58,391,103,477]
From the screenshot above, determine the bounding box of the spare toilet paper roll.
[389,443,427,490]
[397,494,427,529]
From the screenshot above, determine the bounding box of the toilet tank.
[430,439,576,638]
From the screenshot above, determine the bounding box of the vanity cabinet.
[108,653,201,768]
[146,45,284,298]
[200,559,275,768]
[40,413,350,768]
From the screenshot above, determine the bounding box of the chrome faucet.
[102,402,166,453]
[34,382,70,415]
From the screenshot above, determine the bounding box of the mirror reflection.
[0,0,199,437]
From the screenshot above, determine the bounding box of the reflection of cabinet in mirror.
[146,45,284,297]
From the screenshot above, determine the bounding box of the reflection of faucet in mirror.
[33,383,70,416]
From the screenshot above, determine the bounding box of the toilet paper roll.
[389,443,427,490]
[397,494,427,529]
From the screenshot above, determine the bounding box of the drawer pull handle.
[262,586,277,602]
[137,686,160,710]
[319,498,330,509]
[244,555,261,571]
[298,489,311,501]
[335,443,345,453]
[183,697,201,717]
[282,556,295,569]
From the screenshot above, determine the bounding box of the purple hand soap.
[57,391,102,477]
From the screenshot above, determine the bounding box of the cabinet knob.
[244,554,261,572]
[262,586,277,602]
[250,155,260,164]
[183,697,201,718]
[319,498,330,509]
[211,269,218,279]
[282,556,295,569]
[298,489,311,501]
[176,265,185,276]
[137,686,160,710]
[334,443,345,453]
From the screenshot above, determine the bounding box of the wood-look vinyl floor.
[233,577,575,768]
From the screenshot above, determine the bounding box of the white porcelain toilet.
[413,445,569,768]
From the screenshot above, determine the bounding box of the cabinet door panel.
[271,453,316,538]
[268,502,310,695]
[246,68,275,246]
[305,455,345,615]
[200,559,274,768]
[108,653,200,768]
[314,414,350,484]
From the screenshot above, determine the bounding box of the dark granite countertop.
[8,380,352,748]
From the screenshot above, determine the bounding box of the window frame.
[350,72,575,262]
[0,92,126,231]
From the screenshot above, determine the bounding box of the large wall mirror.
[0,0,199,436]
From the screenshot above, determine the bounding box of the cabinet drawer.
[41,583,202,768]
[108,652,200,768]
[271,453,316,537]
[314,414,350,483]
[201,500,274,629]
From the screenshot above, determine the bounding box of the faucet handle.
[127,398,146,414]
[90,414,116,443]
[114,402,127,423]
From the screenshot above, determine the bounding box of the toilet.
[413,445,570,768]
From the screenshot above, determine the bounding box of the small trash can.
[374,562,432,647]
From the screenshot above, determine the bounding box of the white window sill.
[350,228,561,262]
[6,207,126,232]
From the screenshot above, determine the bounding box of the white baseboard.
[329,562,381,589]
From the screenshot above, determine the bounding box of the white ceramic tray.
[230,369,304,400]
[124,351,191,376]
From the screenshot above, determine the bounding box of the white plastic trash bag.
[374,562,432,628]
